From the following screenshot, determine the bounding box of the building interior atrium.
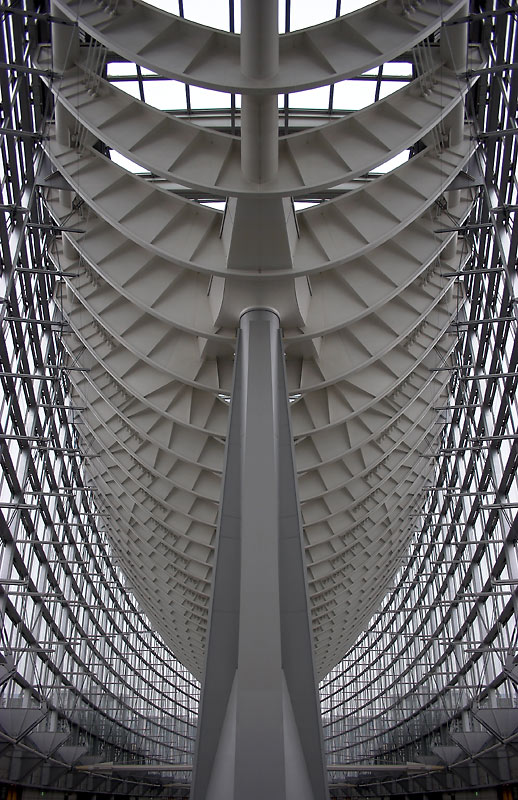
[0,0,518,797]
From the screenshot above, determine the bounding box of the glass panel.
[333,79,377,110]
[144,80,188,110]
[289,85,331,109]
[189,86,234,109]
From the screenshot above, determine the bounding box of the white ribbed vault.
[40,0,482,682]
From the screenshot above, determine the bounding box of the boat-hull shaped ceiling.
[42,0,481,680]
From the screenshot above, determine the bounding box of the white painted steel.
[44,136,475,278]
[37,46,483,196]
[51,0,467,93]
[43,1,481,680]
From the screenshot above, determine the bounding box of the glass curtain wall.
[323,2,518,795]
[0,2,516,799]
[0,6,197,798]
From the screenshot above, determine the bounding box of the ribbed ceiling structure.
[40,0,482,680]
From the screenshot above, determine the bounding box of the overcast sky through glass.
[109,0,411,176]
[141,0,378,30]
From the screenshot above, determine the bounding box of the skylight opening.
[333,79,377,110]
[288,85,331,110]
[199,201,226,211]
[370,150,410,175]
[294,202,320,210]
[140,0,180,11]
[105,16,413,134]
[141,0,380,33]
[111,81,141,101]
[378,81,408,100]
[190,87,235,110]
[144,80,188,111]
[339,0,378,10]
[288,0,337,30]
[183,0,235,29]
[382,61,413,77]
[107,62,138,77]
[109,150,151,175]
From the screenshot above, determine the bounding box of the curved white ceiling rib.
[39,51,481,195]
[45,136,474,278]
[62,250,453,411]
[45,167,474,351]
[53,0,466,93]
[43,0,481,680]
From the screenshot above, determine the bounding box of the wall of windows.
[0,2,516,799]
[322,3,518,794]
[0,6,197,796]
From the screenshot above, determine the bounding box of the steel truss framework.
[0,0,516,798]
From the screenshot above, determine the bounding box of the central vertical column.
[235,309,284,792]
[191,309,328,800]
[240,0,279,182]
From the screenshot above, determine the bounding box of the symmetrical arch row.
[0,0,516,796]
[35,0,486,679]
[52,0,467,94]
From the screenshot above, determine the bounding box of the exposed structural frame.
[0,0,517,798]
[41,0,484,685]
[192,309,328,800]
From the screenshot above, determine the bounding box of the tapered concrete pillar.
[190,309,328,800]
